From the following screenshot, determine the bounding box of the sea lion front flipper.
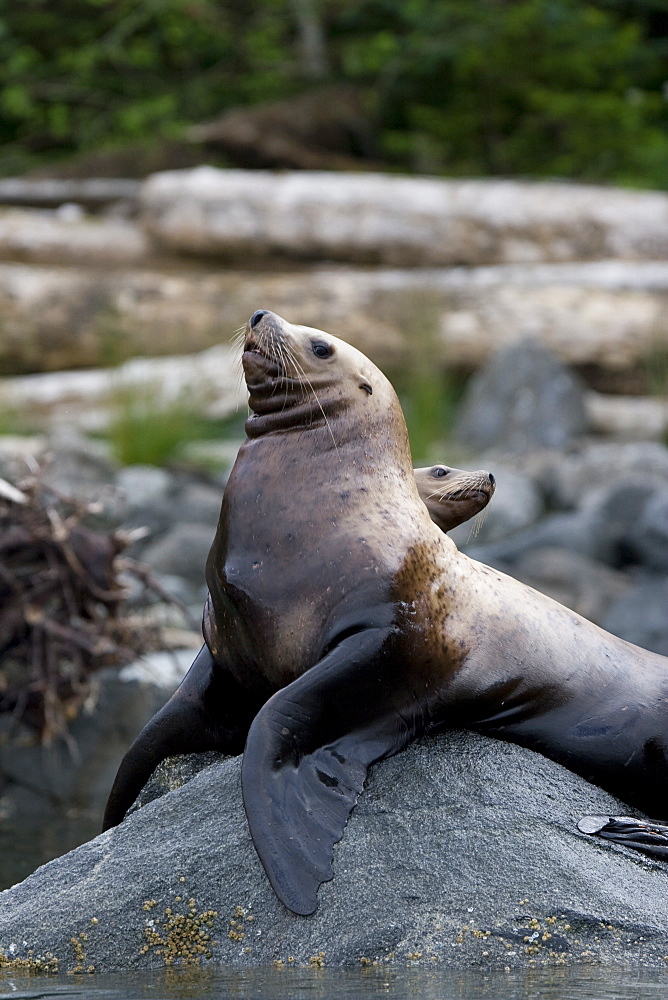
[241,623,420,915]
[578,815,668,859]
[103,644,257,831]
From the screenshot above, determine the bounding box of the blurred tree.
[0,0,666,185]
[332,0,668,185]
[0,0,300,172]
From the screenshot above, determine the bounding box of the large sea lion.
[104,310,668,915]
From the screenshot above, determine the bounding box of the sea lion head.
[414,464,495,533]
[241,309,407,457]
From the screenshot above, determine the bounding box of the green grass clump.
[106,381,247,468]
[107,382,212,467]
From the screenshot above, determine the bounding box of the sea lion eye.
[312,341,332,359]
[431,466,448,478]
[360,382,372,395]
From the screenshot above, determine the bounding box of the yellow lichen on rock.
[141,890,218,966]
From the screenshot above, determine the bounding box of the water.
[1,965,667,1000]
[0,816,99,891]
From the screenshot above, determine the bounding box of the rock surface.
[1,732,668,972]
[0,655,191,823]
[452,339,588,452]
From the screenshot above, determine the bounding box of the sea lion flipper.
[241,624,418,915]
[103,644,255,831]
[578,815,668,859]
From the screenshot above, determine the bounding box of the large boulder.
[1,732,667,973]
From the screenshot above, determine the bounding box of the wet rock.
[452,340,588,452]
[1,732,668,971]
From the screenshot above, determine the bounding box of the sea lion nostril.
[488,473,495,486]
[249,310,269,329]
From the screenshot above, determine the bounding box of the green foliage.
[106,380,246,467]
[106,381,212,466]
[334,0,668,185]
[0,0,299,173]
[0,0,667,185]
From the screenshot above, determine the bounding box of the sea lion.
[414,464,495,533]
[104,310,668,915]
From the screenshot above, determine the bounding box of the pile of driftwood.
[0,469,181,742]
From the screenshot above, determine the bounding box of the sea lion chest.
[204,436,429,691]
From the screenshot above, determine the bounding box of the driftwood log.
[0,469,182,741]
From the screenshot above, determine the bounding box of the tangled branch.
[0,468,189,742]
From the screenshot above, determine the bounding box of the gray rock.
[586,483,654,568]
[627,487,668,572]
[543,441,668,511]
[140,523,215,586]
[115,464,176,542]
[602,574,668,657]
[1,732,668,972]
[0,671,171,820]
[115,465,173,514]
[170,480,223,527]
[40,430,118,504]
[452,340,587,453]
[466,510,599,569]
[451,463,543,548]
[511,547,631,626]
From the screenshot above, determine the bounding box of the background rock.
[1,732,668,972]
[452,339,588,452]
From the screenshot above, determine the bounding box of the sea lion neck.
[244,380,352,438]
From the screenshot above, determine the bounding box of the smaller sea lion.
[414,465,495,534]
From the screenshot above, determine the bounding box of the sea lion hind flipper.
[241,625,419,915]
[578,815,668,859]
[103,644,255,831]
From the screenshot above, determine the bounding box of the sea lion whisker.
[467,506,491,539]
